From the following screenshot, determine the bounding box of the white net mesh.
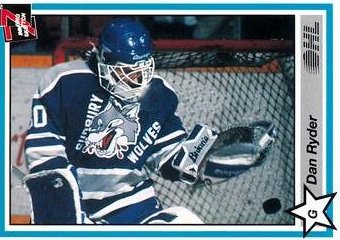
[150,50,294,224]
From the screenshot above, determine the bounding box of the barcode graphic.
[302,22,321,74]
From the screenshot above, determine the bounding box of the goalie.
[24,18,276,224]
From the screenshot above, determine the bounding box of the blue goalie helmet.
[97,18,155,101]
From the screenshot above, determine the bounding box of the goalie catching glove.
[171,121,277,186]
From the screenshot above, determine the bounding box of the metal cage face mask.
[98,57,155,101]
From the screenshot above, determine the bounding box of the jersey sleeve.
[146,112,187,181]
[25,69,69,173]
[143,77,188,181]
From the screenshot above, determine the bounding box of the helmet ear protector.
[96,18,155,101]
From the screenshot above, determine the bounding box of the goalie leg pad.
[24,169,83,224]
[141,206,203,224]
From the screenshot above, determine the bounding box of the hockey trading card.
[1,0,338,239]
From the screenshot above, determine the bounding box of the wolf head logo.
[84,98,140,159]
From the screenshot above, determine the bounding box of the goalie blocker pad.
[171,124,218,185]
[23,167,83,224]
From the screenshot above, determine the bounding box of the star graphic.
[286,185,337,237]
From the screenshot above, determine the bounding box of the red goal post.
[53,37,293,64]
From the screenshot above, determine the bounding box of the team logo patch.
[83,98,140,159]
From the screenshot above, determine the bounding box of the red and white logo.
[0,4,37,42]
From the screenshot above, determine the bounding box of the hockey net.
[54,38,295,224]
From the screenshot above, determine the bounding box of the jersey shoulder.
[35,60,95,98]
[139,75,179,115]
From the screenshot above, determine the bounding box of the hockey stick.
[11,164,27,181]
